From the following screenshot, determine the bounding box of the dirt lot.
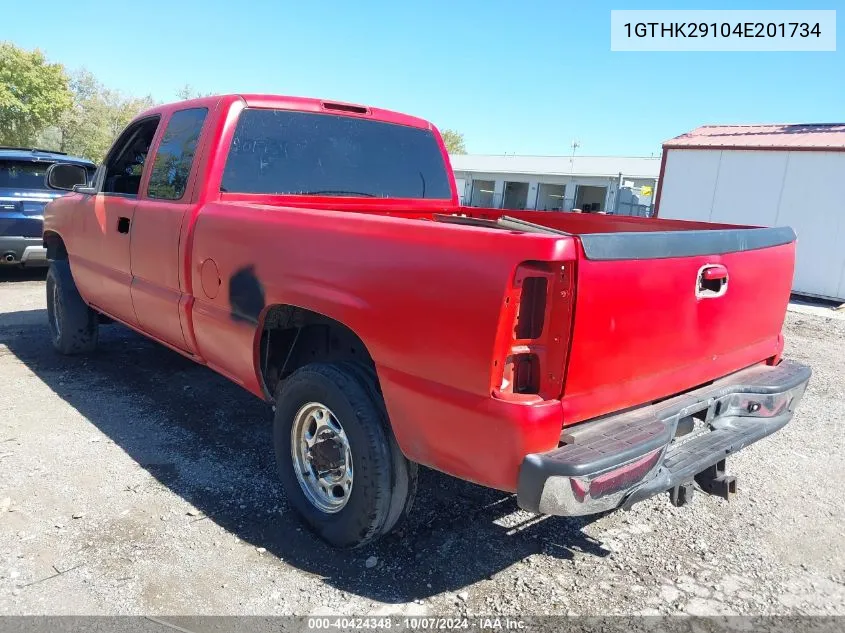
[1,268,844,616]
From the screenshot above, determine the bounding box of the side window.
[102,117,161,196]
[147,108,208,201]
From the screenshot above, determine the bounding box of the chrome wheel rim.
[50,281,62,340]
[291,402,353,513]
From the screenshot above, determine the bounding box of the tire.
[339,361,417,535]
[274,362,417,548]
[46,259,98,354]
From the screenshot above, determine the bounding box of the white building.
[450,154,661,216]
[656,123,845,302]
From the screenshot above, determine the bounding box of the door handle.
[702,264,728,281]
[697,264,728,298]
[117,216,131,234]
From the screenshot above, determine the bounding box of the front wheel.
[274,362,417,548]
[46,259,98,354]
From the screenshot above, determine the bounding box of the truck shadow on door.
[0,308,609,604]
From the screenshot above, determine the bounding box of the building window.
[536,183,565,211]
[469,179,496,207]
[502,181,529,210]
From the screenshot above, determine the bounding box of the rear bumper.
[517,360,811,515]
[0,236,47,266]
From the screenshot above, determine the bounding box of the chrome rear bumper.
[517,360,811,515]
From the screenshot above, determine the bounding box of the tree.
[441,129,466,154]
[176,84,212,100]
[38,69,155,162]
[0,42,73,147]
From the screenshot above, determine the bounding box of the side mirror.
[45,163,89,191]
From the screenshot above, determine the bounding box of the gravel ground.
[0,268,843,616]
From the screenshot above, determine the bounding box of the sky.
[6,0,843,157]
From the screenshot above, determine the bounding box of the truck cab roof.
[138,94,435,132]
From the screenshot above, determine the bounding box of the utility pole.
[567,139,580,211]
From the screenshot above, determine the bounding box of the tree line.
[0,42,466,163]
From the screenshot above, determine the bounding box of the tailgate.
[0,188,54,237]
[561,227,796,425]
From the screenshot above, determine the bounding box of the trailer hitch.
[667,460,737,507]
[669,482,695,507]
[694,459,737,501]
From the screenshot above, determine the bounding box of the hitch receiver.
[694,459,737,501]
[669,483,695,507]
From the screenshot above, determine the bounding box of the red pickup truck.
[42,94,810,548]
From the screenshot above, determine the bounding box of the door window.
[147,108,208,200]
[102,117,161,196]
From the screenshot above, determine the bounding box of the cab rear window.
[221,109,453,200]
[0,161,51,190]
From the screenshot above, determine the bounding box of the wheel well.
[43,232,67,260]
[259,305,376,400]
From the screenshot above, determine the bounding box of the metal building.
[450,154,660,216]
[655,124,845,301]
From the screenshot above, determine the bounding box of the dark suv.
[0,148,95,267]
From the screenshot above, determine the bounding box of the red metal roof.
[664,123,845,150]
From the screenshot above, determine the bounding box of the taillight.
[569,448,662,502]
[513,353,540,393]
[515,277,547,339]
[491,261,574,402]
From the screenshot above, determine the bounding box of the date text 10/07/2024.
[307,618,527,630]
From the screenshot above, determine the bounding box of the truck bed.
[446,208,795,424]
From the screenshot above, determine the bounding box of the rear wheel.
[274,362,417,548]
[46,259,98,354]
